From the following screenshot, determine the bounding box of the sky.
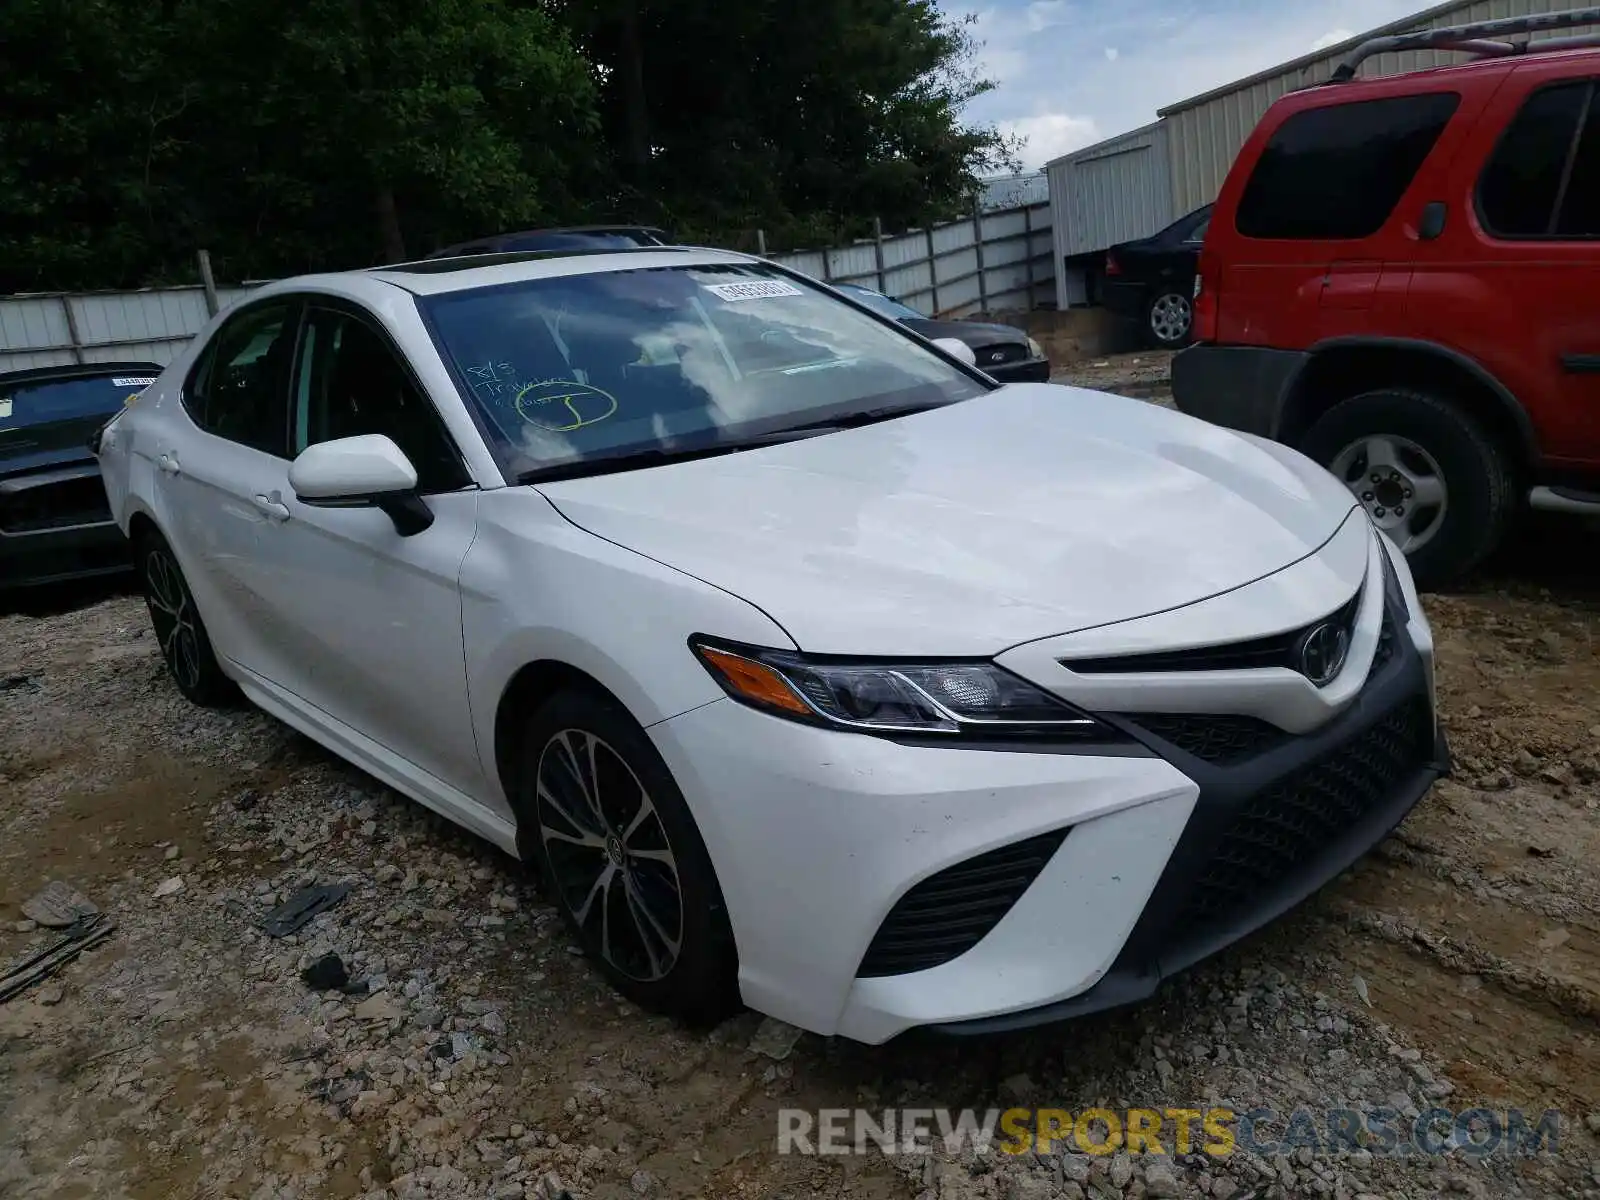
[952,0,1442,169]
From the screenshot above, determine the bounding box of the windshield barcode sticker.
[112,377,157,388]
[704,280,804,302]
[0,398,11,421]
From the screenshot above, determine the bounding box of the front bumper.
[1171,343,1309,438]
[987,356,1053,384]
[654,532,1443,1044]
[934,605,1448,1034]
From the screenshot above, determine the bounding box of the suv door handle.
[158,453,181,476]
[252,494,291,522]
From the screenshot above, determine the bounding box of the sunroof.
[374,247,691,274]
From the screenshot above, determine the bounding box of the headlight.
[1026,337,1045,359]
[690,638,1125,742]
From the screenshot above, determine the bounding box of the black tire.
[1299,387,1517,590]
[518,687,740,1026]
[1144,288,1194,348]
[136,528,237,706]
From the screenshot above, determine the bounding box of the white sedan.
[93,248,1449,1044]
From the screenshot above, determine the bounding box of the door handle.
[252,494,291,521]
[1561,353,1600,374]
[158,453,181,476]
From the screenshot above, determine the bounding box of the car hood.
[534,384,1360,656]
[901,316,1028,347]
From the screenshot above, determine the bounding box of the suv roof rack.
[1332,6,1600,82]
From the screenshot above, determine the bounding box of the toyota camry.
[92,247,1449,1043]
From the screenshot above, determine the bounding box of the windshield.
[837,285,926,321]
[420,263,986,478]
[0,372,155,432]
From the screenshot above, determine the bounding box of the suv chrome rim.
[1329,434,1448,554]
[1150,293,1191,343]
[535,729,683,982]
[145,548,202,691]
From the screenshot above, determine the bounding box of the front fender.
[461,487,796,801]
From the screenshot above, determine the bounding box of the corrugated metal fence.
[0,202,1053,373]
[0,285,255,373]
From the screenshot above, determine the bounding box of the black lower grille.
[1117,712,1286,764]
[857,829,1068,977]
[1171,697,1432,940]
[1373,609,1397,671]
[0,476,112,533]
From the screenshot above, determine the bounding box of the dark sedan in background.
[428,225,673,258]
[1101,204,1211,349]
[1,361,157,589]
[832,283,1051,383]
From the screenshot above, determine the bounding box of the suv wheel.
[1145,290,1193,348]
[518,688,740,1026]
[1300,387,1516,589]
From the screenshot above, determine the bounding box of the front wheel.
[519,688,740,1026]
[1299,387,1517,590]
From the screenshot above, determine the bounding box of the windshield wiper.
[515,426,840,485]
[777,399,947,434]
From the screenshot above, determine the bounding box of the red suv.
[1173,10,1600,588]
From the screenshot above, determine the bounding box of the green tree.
[0,0,599,290]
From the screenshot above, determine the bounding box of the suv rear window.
[1478,80,1600,239]
[1236,92,1461,240]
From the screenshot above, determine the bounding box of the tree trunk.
[618,0,650,171]
[376,187,405,262]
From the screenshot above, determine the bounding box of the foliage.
[0,0,1012,291]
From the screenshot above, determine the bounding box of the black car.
[1101,204,1212,349]
[429,225,673,259]
[0,361,158,590]
[831,283,1051,383]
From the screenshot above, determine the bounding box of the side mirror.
[932,336,977,367]
[288,434,434,536]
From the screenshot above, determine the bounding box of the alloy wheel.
[1149,293,1192,344]
[535,729,684,982]
[144,547,203,692]
[1329,434,1449,554]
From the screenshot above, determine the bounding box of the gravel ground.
[3,367,1599,1199]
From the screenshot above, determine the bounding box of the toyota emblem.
[1297,621,1350,686]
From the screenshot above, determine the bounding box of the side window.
[292,307,468,494]
[183,302,296,455]
[1186,217,1211,244]
[1478,81,1600,239]
[1236,92,1461,240]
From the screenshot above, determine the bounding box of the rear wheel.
[1145,289,1193,348]
[519,688,740,1026]
[1300,387,1517,590]
[137,529,236,706]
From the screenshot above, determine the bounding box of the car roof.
[0,360,164,386]
[251,247,768,302]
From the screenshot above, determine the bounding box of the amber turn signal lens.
[696,646,812,717]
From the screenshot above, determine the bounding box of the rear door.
[156,298,303,675]
[1216,87,1472,345]
[1412,62,1600,468]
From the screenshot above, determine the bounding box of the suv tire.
[1300,387,1516,590]
[518,687,741,1027]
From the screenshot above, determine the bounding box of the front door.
[246,300,488,801]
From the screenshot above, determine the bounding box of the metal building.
[1045,0,1600,308]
